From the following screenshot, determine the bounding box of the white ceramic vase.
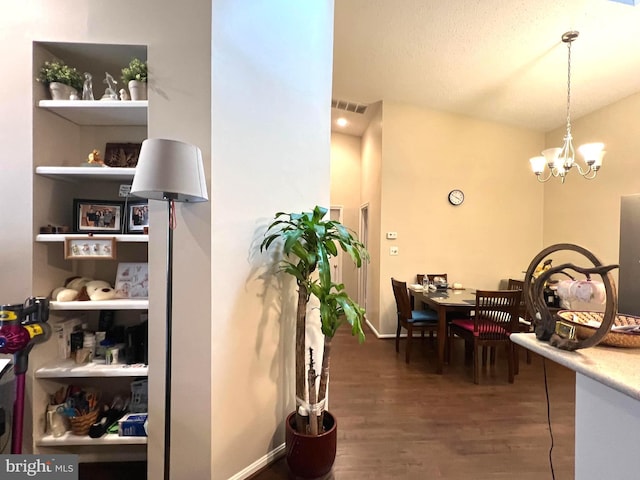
[128,80,147,101]
[49,82,78,100]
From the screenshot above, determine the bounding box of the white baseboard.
[228,443,286,480]
[365,319,440,339]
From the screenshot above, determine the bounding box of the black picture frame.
[73,199,124,234]
[125,200,149,234]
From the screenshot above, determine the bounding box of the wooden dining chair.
[507,278,533,370]
[391,278,438,363]
[448,289,522,384]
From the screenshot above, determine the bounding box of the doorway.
[358,204,369,309]
[330,206,343,286]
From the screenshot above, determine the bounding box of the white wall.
[210,2,334,479]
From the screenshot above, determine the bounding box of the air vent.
[608,0,637,5]
[331,99,367,114]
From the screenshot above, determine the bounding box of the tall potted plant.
[261,206,368,478]
[121,57,147,100]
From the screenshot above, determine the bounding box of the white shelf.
[50,299,148,310]
[38,100,148,126]
[35,360,148,378]
[37,432,147,446]
[36,166,136,182]
[37,234,148,243]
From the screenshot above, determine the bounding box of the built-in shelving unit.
[35,360,148,378]
[38,100,148,126]
[49,299,149,311]
[36,234,148,243]
[36,166,136,182]
[32,41,149,460]
[37,432,147,447]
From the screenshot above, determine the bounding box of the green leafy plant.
[37,60,83,93]
[121,58,147,83]
[261,206,368,435]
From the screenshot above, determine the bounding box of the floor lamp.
[130,138,208,480]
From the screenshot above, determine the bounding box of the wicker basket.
[557,310,640,348]
[69,409,100,436]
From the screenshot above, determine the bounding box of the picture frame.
[73,199,124,233]
[104,142,143,168]
[64,236,117,260]
[115,262,149,299]
[125,200,149,234]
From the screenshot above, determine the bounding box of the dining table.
[408,286,477,374]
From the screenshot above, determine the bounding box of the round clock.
[448,189,464,206]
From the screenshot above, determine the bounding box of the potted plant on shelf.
[37,60,83,100]
[121,58,147,101]
[261,205,368,478]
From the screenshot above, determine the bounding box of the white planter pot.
[128,80,147,101]
[49,82,78,100]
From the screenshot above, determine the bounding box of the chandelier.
[529,31,606,183]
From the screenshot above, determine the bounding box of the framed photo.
[125,200,149,234]
[104,143,142,168]
[73,199,124,233]
[115,262,149,299]
[64,237,117,260]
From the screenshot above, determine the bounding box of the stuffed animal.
[51,277,115,302]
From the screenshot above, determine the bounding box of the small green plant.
[37,60,83,92]
[121,58,147,83]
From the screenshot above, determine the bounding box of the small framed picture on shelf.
[115,262,149,299]
[104,142,142,168]
[64,237,117,260]
[73,199,124,234]
[125,200,149,234]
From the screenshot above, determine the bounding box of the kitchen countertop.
[511,333,640,401]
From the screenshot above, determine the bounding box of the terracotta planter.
[285,410,337,479]
[49,82,78,100]
[128,80,147,101]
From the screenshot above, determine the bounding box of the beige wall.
[543,91,640,273]
[360,102,384,332]
[374,101,545,335]
[330,132,362,297]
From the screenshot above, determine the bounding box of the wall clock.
[448,189,464,206]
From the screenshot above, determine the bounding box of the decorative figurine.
[119,88,129,101]
[82,72,94,100]
[86,149,105,167]
[101,72,118,100]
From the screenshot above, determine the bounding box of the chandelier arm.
[536,171,554,183]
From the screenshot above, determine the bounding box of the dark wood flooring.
[250,326,575,480]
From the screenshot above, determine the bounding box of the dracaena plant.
[261,206,368,435]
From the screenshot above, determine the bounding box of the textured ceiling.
[332,0,640,135]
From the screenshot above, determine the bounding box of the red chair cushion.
[450,319,508,337]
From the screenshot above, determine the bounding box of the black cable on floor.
[542,357,556,480]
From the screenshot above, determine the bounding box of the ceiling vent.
[608,0,637,5]
[331,99,368,114]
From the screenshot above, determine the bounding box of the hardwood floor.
[250,325,575,479]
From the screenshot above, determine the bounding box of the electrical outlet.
[390,246,399,256]
[119,184,132,197]
[386,231,398,239]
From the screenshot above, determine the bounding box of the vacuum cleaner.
[0,297,51,453]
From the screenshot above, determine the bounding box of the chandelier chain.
[566,39,572,131]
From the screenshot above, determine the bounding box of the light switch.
[390,246,399,256]
[386,232,398,239]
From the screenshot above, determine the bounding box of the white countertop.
[511,333,640,401]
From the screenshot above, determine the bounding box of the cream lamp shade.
[130,138,208,202]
